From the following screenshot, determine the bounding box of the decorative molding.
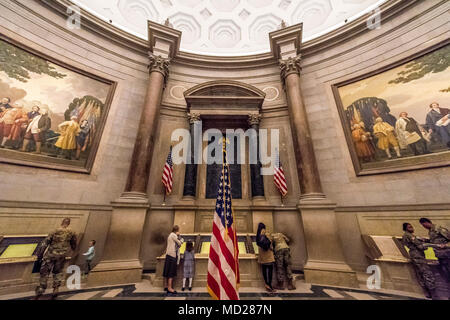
[148,53,170,83]
[279,54,302,83]
[262,86,280,102]
[248,114,262,126]
[68,0,386,55]
[37,0,429,66]
[187,112,201,124]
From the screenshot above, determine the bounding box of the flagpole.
[280,194,284,207]
[162,186,166,206]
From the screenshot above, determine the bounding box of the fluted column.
[122,54,170,198]
[280,55,325,201]
[248,114,265,198]
[183,113,201,198]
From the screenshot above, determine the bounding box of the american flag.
[274,149,288,197]
[207,143,240,300]
[162,147,173,195]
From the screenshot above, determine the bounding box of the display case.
[0,235,46,295]
[361,234,439,294]
[155,233,263,288]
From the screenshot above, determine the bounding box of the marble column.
[280,55,325,201]
[270,24,357,288]
[123,54,170,199]
[248,114,265,199]
[183,113,201,198]
[88,21,181,287]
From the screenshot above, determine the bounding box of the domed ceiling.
[72,0,386,56]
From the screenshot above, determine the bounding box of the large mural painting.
[0,38,115,172]
[333,42,450,175]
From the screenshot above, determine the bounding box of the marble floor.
[0,278,428,301]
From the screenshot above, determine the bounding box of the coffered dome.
[72,0,386,56]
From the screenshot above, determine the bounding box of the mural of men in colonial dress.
[373,117,401,159]
[0,103,24,148]
[352,123,375,162]
[54,116,80,160]
[76,119,90,161]
[22,108,51,154]
[0,97,12,111]
[336,44,450,173]
[0,39,112,172]
[396,112,430,155]
[426,102,450,148]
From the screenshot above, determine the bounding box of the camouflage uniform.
[270,233,293,283]
[35,227,77,295]
[402,231,436,292]
[428,224,450,281]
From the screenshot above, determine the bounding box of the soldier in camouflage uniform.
[34,218,77,299]
[401,223,436,299]
[270,232,296,290]
[420,218,450,282]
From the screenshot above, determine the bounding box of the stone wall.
[0,0,448,280]
[301,0,450,207]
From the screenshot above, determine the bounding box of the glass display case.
[0,236,44,259]
[178,234,257,256]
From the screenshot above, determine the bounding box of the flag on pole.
[162,147,174,195]
[207,140,240,300]
[274,149,288,197]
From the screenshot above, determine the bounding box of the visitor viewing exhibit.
[0,0,449,312]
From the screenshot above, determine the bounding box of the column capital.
[248,114,262,126]
[148,52,171,81]
[279,54,302,80]
[187,112,202,124]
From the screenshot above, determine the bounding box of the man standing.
[419,218,450,282]
[0,97,12,111]
[34,218,77,299]
[22,109,51,154]
[54,116,80,160]
[395,112,430,155]
[0,103,24,148]
[373,117,402,159]
[402,223,436,299]
[426,102,450,148]
[0,98,12,141]
[270,232,296,290]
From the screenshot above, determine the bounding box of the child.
[182,241,195,291]
[82,240,96,275]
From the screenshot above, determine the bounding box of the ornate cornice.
[248,114,262,126]
[279,54,302,83]
[148,53,171,84]
[38,0,426,66]
[187,112,201,124]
